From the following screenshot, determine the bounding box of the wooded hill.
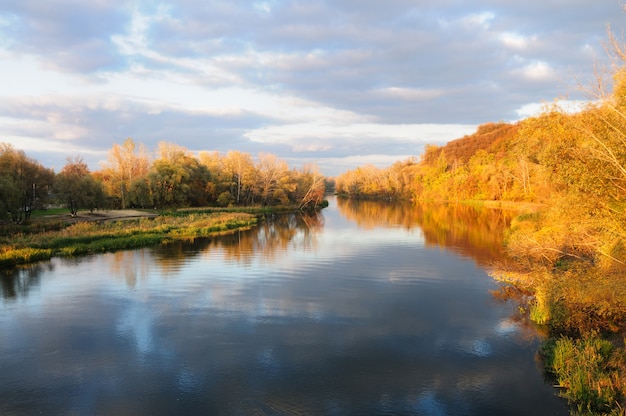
[335,120,527,203]
[423,121,518,165]
[337,52,626,275]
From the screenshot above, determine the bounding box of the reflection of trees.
[415,202,512,266]
[141,211,324,274]
[222,212,324,264]
[337,198,512,266]
[1,264,47,300]
[336,198,420,230]
[109,251,154,287]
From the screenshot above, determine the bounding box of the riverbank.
[0,208,269,269]
[491,249,626,414]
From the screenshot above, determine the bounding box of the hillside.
[441,122,518,164]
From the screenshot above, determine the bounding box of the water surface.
[0,197,568,415]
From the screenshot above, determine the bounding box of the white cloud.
[461,11,495,29]
[0,131,105,156]
[110,4,173,57]
[0,53,90,97]
[514,99,590,119]
[374,87,445,101]
[515,61,557,82]
[499,32,534,49]
[245,122,476,150]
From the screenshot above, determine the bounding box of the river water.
[0,197,568,415]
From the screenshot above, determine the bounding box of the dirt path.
[44,209,159,223]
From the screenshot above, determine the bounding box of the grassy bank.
[539,269,626,415]
[492,261,626,414]
[0,209,260,269]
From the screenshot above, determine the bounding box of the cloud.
[514,99,592,119]
[499,32,535,50]
[0,0,624,175]
[460,11,496,30]
[0,0,127,72]
[246,122,475,148]
[374,87,445,101]
[514,61,558,82]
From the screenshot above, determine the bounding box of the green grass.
[542,335,623,414]
[29,208,69,218]
[0,211,258,269]
[493,263,626,414]
[0,247,53,268]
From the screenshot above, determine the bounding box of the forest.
[336,40,626,414]
[0,140,327,223]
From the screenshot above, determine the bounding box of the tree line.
[0,140,326,222]
[335,121,521,202]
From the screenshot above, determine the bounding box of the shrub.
[217,191,234,207]
[543,335,623,414]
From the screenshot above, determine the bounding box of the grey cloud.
[0,0,128,72]
[180,1,599,123]
[0,0,624,174]
[0,98,278,168]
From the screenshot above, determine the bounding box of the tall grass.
[529,284,551,325]
[0,212,257,268]
[542,335,624,414]
[492,262,626,414]
[0,247,52,268]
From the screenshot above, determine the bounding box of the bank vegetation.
[336,35,626,415]
[0,209,263,269]
[0,143,327,268]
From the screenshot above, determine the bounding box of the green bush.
[217,191,234,207]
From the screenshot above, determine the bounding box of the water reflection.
[0,263,47,300]
[0,199,567,415]
[337,198,512,265]
[151,211,324,270]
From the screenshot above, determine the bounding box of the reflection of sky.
[0,202,568,415]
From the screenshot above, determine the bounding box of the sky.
[0,1,624,176]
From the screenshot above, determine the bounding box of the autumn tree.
[147,159,190,208]
[198,150,222,200]
[0,143,54,222]
[54,157,105,216]
[0,174,19,223]
[255,153,288,205]
[100,138,150,208]
[295,163,326,210]
[222,150,255,205]
[129,142,213,209]
[127,177,153,208]
[501,39,626,270]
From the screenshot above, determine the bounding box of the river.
[0,197,568,415]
